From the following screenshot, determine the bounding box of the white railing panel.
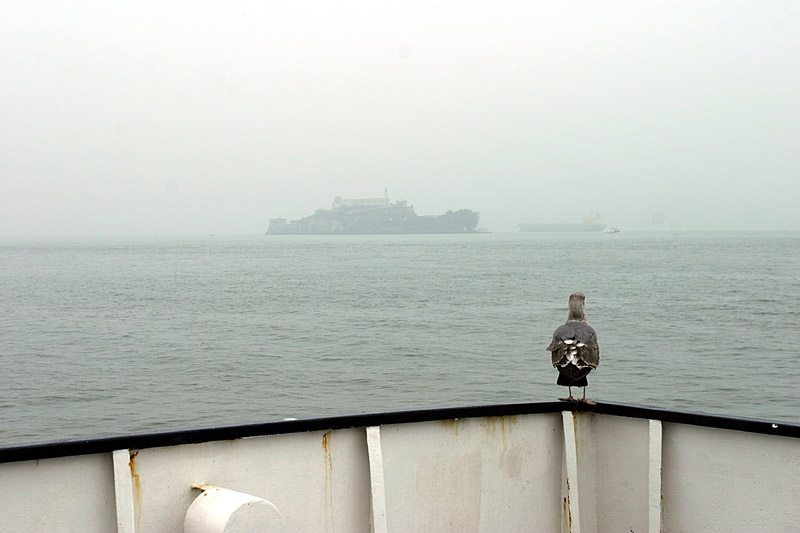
[573,412,650,533]
[129,428,371,532]
[662,422,800,531]
[378,413,564,532]
[0,453,116,532]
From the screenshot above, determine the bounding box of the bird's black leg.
[580,387,597,406]
[559,387,576,402]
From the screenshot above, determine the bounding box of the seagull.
[547,292,600,404]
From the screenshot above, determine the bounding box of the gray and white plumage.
[547,293,600,388]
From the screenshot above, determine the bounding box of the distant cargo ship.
[519,214,606,232]
[267,192,481,235]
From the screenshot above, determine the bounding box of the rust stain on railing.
[322,430,334,532]
[322,430,333,472]
[441,418,465,435]
[128,450,142,528]
[485,415,517,454]
[564,479,573,531]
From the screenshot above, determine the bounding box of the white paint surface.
[112,449,136,533]
[562,411,581,533]
[662,423,800,531]
[0,412,797,532]
[648,420,663,533]
[0,453,116,532]
[379,413,564,532]
[366,426,388,533]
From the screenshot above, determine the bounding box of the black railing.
[1,400,797,464]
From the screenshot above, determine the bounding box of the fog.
[1,1,798,236]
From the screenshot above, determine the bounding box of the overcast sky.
[1,1,798,236]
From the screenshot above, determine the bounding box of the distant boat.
[604,227,620,233]
[519,213,606,232]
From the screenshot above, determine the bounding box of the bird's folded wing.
[547,322,600,368]
[577,342,599,368]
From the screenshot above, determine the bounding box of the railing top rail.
[1,400,797,464]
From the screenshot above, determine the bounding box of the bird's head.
[568,292,587,321]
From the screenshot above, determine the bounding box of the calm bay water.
[1,231,798,445]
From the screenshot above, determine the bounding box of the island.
[266,194,481,235]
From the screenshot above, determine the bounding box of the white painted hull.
[0,402,798,532]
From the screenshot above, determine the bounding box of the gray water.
[1,231,798,446]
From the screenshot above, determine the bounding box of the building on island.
[332,189,391,209]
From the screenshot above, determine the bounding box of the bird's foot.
[580,398,597,406]
[559,397,577,402]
